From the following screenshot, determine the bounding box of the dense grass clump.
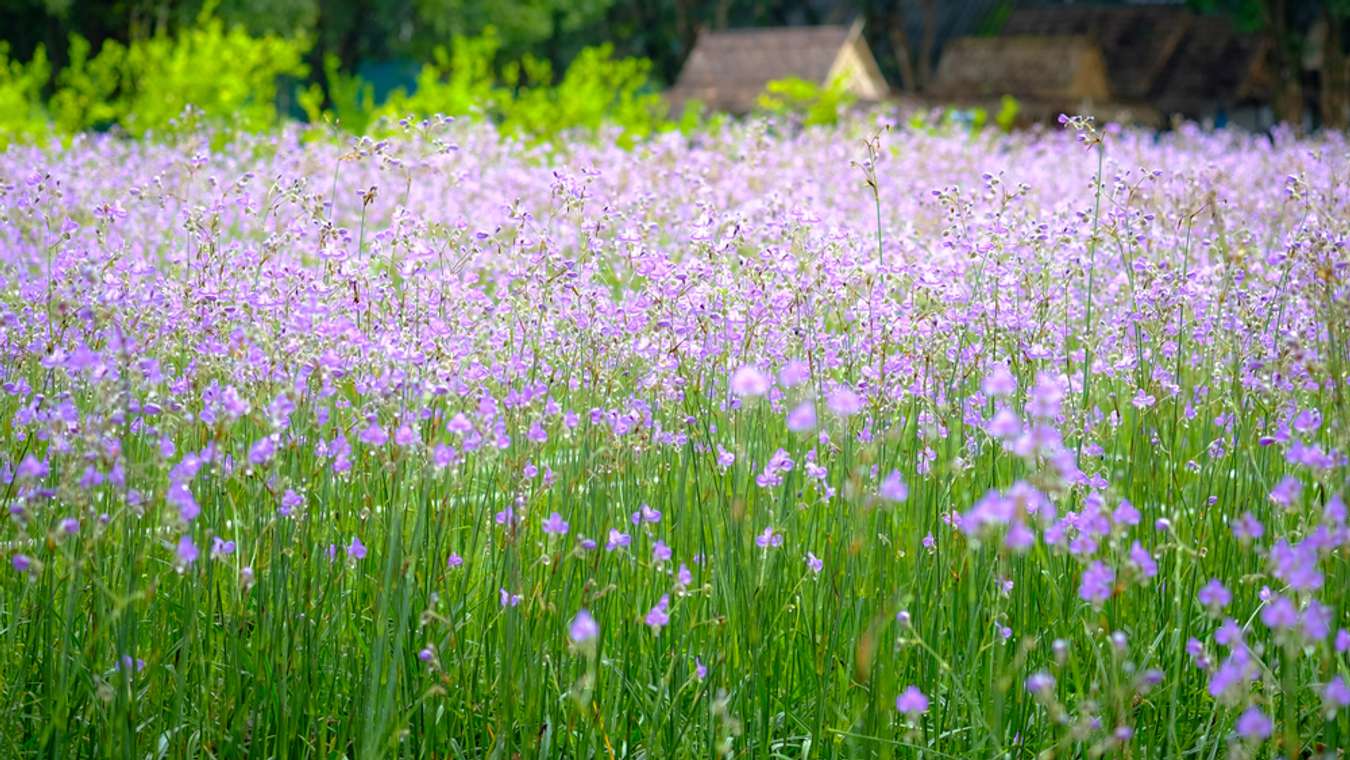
[0,117,1347,758]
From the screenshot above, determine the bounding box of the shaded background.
[0,0,1342,127]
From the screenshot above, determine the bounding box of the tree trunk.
[1322,9,1349,129]
[917,0,939,92]
[885,3,918,93]
[1265,0,1304,128]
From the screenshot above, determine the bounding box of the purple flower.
[895,686,929,716]
[715,446,736,470]
[1235,706,1272,740]
[432,443,457,469]
[982,364,1017,397]
[786,402,817,433]
[16,454,49,480]
[176,534,199,568]
[730,366,770,397]
[1209,649,1256,699]
[59,518,79,535]
[1231,511,1264,542]
[114,655,146,674]
[347,536,367,560]
[1026,672,1055,696]
[645,595,670,631]
[446,552,464,569]
[1004,521,1035,552]
[825,387,863,417]
[652,540,673,563]
[606,528,631,552]
[631,503,661,524]
[1197,579,1231,610]
[247,436,276,466]
[569,609,599,644]
[210,536,237,559]
[499,588,522,607]
[279,489,303,517]
[694,656,708,680]
[878,470,908,503]
[1324,676,1350,708]
[1302,600,1332,640]
[542,512,570,535]
[805,552,823,574]
[1112,499,1140,527]
[1260,595,1299,630]
[12,554,32,573]
[168,483,199,524]
[1269,475,1301,508]
[1079,561,1115,605]
[527,421,547,444]
[1128,542,1156,579]
[676,563,693,588]
[755,527,783,549]
[1215,618,1244,648]
[447,413,473,435]
[1027,372,1064,419]
[358,421,388,447]
[779,360,810,388]
[1270,538,1322,590]
[987,408,1022,439]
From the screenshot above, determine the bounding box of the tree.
[858,0,942,94]
[1189,0,1341,128]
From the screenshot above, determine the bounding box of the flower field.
[1,118,1348,758]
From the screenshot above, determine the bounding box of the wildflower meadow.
[1,116,1348,758]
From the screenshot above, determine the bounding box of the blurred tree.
[1318,1,1350,128]
[1188,0,1341,127]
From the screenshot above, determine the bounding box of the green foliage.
[496,45,669,145]
[995,94,1020,132]
[0,44,51,148]
[301,54,377,134]
[377,30,503,122]
[1,15,310,145]
[359,31,671,145]
[755,76,856,127]
[113,17,309,136]
[408,0,612,62]
[47,35,125,134]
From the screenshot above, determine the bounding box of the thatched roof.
[1002,5,1189,102]
[668,24,874,114]
[930,35,1111,104]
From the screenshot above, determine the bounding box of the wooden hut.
[998,5,1272,127]
[927,34,1159,125]
[1001,5,1190,104]
[667,20,889,115]
[929,34,1112,120]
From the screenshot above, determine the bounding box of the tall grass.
[0,117,1347,758]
